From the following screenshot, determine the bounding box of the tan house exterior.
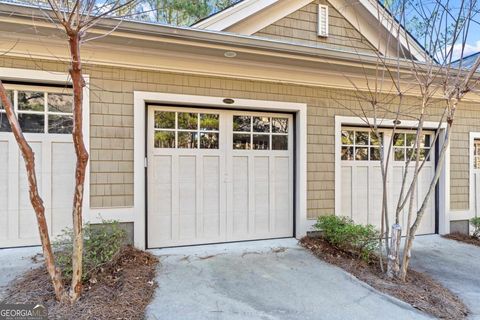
[0,0,478,249]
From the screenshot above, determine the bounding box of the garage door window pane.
[49,115,73,134]
[253,134,269,150]
[272,118,288,133]
[393,133,405,146]
[233,116,251,132]
[394,149,405,161]
[48,93,73,113]
[18,114,44,133]
[272,135,288,150]
[155,131,175,148]
[370,147,381,160]
[370,132,383,145]
[341,146,354,160]
[406,133,416,147]
[155,111,175,129]
[178,113,198,130]
[18,91,45,111]
[178,131,198,148]
[0,91,13,110]
[233,133,250,149]
[355,132,369,145]
[475,140,480,169]
[342,130,354,145]
[200,114,219,131]
[0,114,11,132]
[253,117,270,133]
[355,147,368,160]
[200,132,219,149]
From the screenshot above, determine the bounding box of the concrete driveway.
[147,239,429,320]
[0,246,41,300]
[410,235,480,320]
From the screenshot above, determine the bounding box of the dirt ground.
[444,233,480,247]
[300,237,469,320]
[3,246,158,320]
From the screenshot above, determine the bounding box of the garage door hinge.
[144,157,148,168]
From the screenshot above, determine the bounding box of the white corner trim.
[0,66,91,230]
[468,132,480,218]
[193,0,277,31]
[334,116,450,234]
[133,91,307,249]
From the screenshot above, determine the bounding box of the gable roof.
[193,0,427,62]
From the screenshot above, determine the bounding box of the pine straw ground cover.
[300,237,469,320]
[3,246,158,320]
[444,232,480,247]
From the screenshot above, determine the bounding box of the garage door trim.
[133,92,307,250]
[334,115,450,235]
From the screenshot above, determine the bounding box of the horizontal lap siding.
[0,55,475,219]
[254,1,376,55]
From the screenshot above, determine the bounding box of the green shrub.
[314,215,380,261]
[471,217,480,238]
[54,220,127,283]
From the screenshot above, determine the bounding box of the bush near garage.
[314,215,380,262]
[471,217,480,239]
[53,220,127,283]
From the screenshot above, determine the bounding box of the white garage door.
[147,106,294,248]
[0,85,75,248]
[340,127,436,235]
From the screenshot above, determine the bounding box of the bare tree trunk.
[399,120,452,280]
[67,31,89,302]
[0,82,66,302]
[387,224,401,278]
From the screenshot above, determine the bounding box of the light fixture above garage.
[223,98,235,104]
[393,119,402,125]
[224,51,237,58]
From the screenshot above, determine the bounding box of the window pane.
[406,148,415,161]
[355,147,368,160]
[475,141,480,156]
[370,132,383,146]
[200,132,219,149]
[253,116,270,133]
[18,114,44,133]
[394,149,405,161]
[233,116,251,132]
[233,133,250,149]
[421,134,431,148]
[341,146,354,160]
[178,113,198,130]
[272,118,288,133]
[48,115,73,134]
[355,131,369,145]
[0,90,13,110]
[200,114,219,131]
[154,131,175,148]
[18,91,45,111]
[253,134,270,150]
[272,135,288,150]
[370,147,381,160]
[0,113,11,132]
[419,148,430,161]
[341,130,354,145]
[178,131,198,149]
[475,156,480,169]
[155,111,175,129]
[393,133,405,146]
[48,93,73,113]
[406,133,416,147]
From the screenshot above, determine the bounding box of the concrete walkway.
[147,239,430,320]
[0,246,42,300]
[410,235,480,320]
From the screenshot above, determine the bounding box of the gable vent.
[318,4,329,37]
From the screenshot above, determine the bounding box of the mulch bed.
[443,232,480,247]
[3,245,159,320]
[300,236,469,320]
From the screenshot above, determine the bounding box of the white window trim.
[334,116,450,234]
[0,66,90,225]
[133,92,307,249]
[469,132,480,220]
[318,4,329,37]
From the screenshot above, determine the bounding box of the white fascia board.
[193,0,277,31]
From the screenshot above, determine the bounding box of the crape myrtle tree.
[337,0,480,280]
[0,0,138,303]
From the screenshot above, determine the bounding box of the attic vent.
[318,4,329,37]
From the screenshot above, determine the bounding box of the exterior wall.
[254,0,376,55]
[0,55,475,219]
